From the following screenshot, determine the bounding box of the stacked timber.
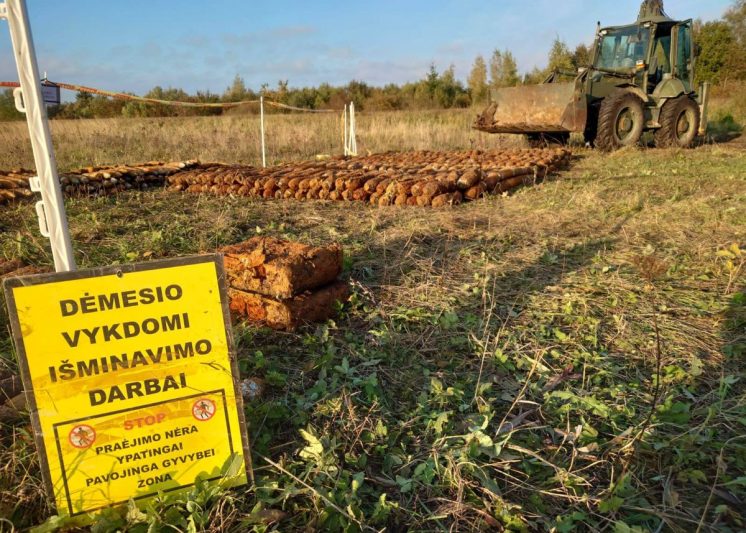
[222,237,348,330]
[168,148,570,207]
[0,161,200,205]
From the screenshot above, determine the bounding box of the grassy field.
[0,110,745,532]
[0,109,520,171]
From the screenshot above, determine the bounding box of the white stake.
[343,104,348,156]
[343,102,357,157]
[260,95,266,168]
[349,102,357,156]
[2,0,75,272]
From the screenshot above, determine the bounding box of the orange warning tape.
[0,80,335,113]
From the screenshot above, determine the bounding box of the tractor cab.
[590,14,695,100]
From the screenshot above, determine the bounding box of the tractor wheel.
[595,91,645,152]
[527,132,570,148]
[655,96,700,148]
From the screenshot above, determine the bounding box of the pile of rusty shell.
[0,148,570,207]
[0,161,200,204]
[0,169,34,203]
[169,148,570,208]
[59,160,200,197]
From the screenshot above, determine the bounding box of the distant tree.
[0,89,23,120]
[75,91,93,118]
[523,66,546,85]
[724,0,746,45]
[723,0,746,81]
[572,43,592,69]
[367,83,405,111]
[287,87,317,109]
[276,80,289,103]
[425,63,440,98]
[501,51,520,87]
[346,80,372,109]
[468,55,489,103]
[434,65,458,108]
[547,37,574,74]
[489,49,503,89]
[119,86,191,117]
[313,82,333,108]
[223,75,249,102]
[194,90,222,116]
[489,49,519,89]
[87,95,125,117]
[695,21,736,84]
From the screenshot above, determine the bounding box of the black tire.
[527,132,570,148]
[595,91,645,152]
[654,96,700,148]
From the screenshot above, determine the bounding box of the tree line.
[0,0,743,121]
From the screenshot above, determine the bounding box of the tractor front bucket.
[473,82,587,135]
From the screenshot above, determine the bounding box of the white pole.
[343,104,348,156]
[2,0,76,272]
[260,95,266,168]
[350,102,357,156]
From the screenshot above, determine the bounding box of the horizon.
[0,0,732,98]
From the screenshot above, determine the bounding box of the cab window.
[596,26,650,70]
[676,23,692,90]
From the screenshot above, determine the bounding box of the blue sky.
[0,0,732,96]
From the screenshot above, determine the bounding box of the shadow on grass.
[704,111,743,145]
[636,112,743,148]
[723,288,746,359]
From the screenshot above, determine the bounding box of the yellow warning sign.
[3,255,250,521]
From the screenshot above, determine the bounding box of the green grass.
[0,115,745,531]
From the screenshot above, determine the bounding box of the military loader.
[473,0,710,151]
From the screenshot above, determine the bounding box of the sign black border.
[53,388,233,516]
[2,254,253,516]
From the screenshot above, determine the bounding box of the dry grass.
[0,111,744,531]
[0,109,519,171]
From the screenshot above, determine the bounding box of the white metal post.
[2,0,76,272]
[260,96,266,168]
